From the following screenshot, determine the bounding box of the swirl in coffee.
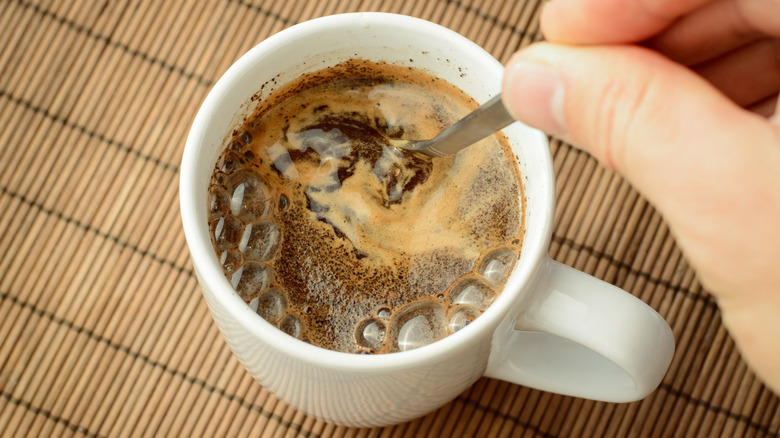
[207,59,525,353]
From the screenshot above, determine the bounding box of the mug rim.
[180,12,554,372]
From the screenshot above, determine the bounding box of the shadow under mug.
[180,12,675,428]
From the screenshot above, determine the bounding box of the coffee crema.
[207,58,525,353]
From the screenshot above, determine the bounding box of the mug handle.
[485,257,675,402]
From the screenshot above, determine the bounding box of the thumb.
[501,42,779,233]
[503,42,770,176]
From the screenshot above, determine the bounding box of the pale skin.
[502,0,780,393]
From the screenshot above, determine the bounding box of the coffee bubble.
[248,296,259,312]
[278,194,289,212]
[218,150,246,174]
[234,262,272,300]
[239,220,281,261]
[256,288,288,323]
[228,170,272,222]
[476,247,517,284]
[211,216,244,251]
[355,318,386,350]
[239,130,252,145]
[447,277,497,310]
[208,185,230,219]
[219,249,244,275]
[279,314,304,339]
[446,305,481,333]
[388,300,447,352]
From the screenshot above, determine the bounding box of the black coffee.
[208,59,524,353]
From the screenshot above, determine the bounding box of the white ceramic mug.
[180,13,675,428]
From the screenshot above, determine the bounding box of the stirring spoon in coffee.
[398,93,515,157]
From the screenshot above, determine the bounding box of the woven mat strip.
[1,0,779,437]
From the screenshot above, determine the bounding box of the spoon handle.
[404,93,515,157]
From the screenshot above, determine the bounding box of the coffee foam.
[209,59,524,353]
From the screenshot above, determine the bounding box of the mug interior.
[180,12,554,370]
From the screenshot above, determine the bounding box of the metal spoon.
[397,94,515,157]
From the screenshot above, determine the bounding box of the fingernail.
[503,58,567,137]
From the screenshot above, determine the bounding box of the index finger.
[541,0,713,44]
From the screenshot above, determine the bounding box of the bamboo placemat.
[1,0,778,436]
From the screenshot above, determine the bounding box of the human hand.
[502,0,780,393]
